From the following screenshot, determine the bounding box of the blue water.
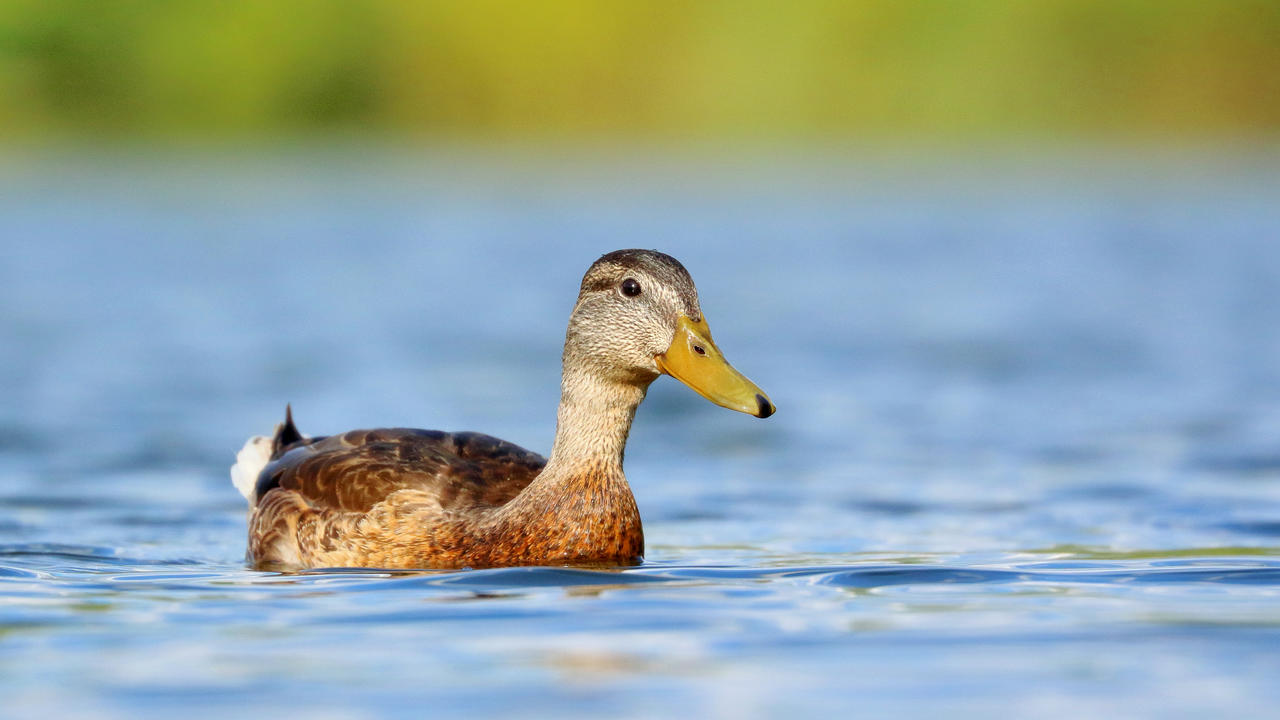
[2,146,1279,718]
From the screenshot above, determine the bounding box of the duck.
[230,249,774,570]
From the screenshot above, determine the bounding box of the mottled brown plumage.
[235,249,773,570]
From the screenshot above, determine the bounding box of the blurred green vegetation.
[1,0,1277,142]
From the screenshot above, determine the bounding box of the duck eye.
[620,278,642,297]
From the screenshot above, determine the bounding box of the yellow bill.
[655,315,775,418]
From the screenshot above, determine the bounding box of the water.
[2,145,1279,718]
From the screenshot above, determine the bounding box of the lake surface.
[2,145,1279,718]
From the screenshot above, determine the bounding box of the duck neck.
[543,367,650,477]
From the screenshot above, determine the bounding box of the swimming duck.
[230,249,774,570]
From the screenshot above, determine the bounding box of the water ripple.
[807,562,1280,588]
[3,149,1280,719]
[6,551,1275,596]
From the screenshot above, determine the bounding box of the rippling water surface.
[2,147,1279,718]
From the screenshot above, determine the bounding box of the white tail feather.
[230,435,273,506]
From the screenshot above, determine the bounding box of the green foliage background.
[2,0,1277,142]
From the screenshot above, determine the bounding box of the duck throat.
[545,367,649,472]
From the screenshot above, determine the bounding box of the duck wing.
[255,428,547,513]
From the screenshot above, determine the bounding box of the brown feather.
[261,429,545,514]
[246,427,643,569]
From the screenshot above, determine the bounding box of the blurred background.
[1,0,1277,143]
[3,3,1280,720]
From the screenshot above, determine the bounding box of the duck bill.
[655,315,776,418]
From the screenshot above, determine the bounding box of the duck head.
[565,249,775,419]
